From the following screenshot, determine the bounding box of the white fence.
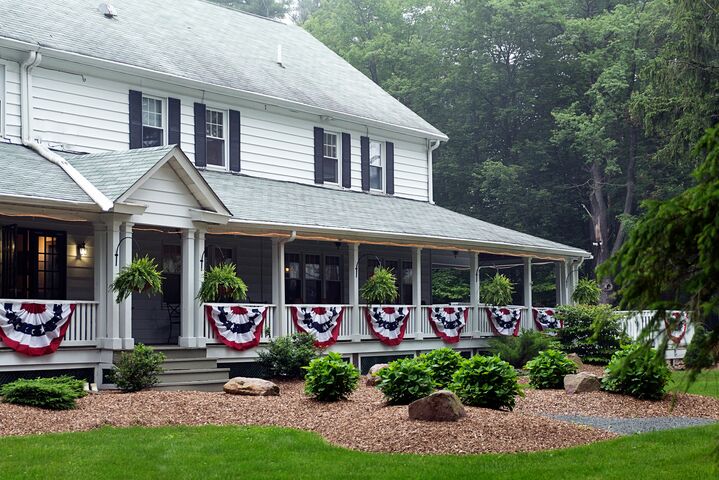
[617,310,694,351]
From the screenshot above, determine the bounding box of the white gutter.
[427,139,441,204]
[20,51,113,212]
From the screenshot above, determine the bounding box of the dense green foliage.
[572,279,601,305]
[450,355,522,410]
[110,255,163,303]
[525,350,578,389]
[258,333,320,379]
[556,305,625,364]
[197,263,248,303]
[684,326,717,372]
[0,376,86,410]
[110,344,165,392]
[488,330,559,368]
[480,273,514,306]
[418,347,464,389]
[431,268,470,304]
[602,344,671,400]
[303,352,360,401]
[376,357,434,405]
[360,266,399,304]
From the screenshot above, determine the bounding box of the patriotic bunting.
[291,306,344,347]
[428,306,467,343]
[532,308,562,332]
[486,307,521,336]
[206,305,267,351]
[0,303,75,356]
[364,306,411,346]
[665,311,688,345]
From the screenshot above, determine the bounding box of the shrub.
[450,355,522,410]
[360,266,399,304]
[0,376,87,410]
[418,348,464,389]
[556,304,626,364]
[488,330,559,369]
[111,255,163,303]
[257,333,320,379]
[602,344,671,400]
[572,278,601,305]
[480,273,514,306]
[524,349,578,389]
[684,325,717,371]
[304,352,360,401]
[197,263,248,303]
[377,357,434,405]
[109,343,165,392]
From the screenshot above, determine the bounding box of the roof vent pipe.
[98,3,118,17]
[276,44,284,68]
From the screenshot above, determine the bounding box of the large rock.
[224,377,280,396]
[567,353,584,369]
[564,372,601,394]
[408,390,466,422]
[368,363,389,376]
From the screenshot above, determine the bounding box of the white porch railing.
[617,310,695,349]
[0,299,98,347]
[202,304,276,343]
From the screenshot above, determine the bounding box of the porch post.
[348,242,360,341]
[523,257,532,331]
[411,247,423,340]
[194,227,206,347]
[271,238,286,337]
[469,252,479,336]
[555,262,564,306]
[179,228,197,347]
[118,221,134,349]
[102,218,122,349]
[568,257,579,305]
[93,222,107,342]
[557,260,569,305]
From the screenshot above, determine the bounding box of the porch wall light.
[77,242,87,259]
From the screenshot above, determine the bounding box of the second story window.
[323,132,339,183]
[206,109,226,168]
[369,140,383,191]
[142,96,164,147]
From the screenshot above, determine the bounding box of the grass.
[670,369,719,398]
[0,424,717,479]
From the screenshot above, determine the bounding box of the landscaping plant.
[488,330,559,368]
[111,255,163,303]
[304,352,360,401]
[480,273,514,306]
[109,343,165,392]
[602,344,671,400]
[450,355,522,410]
[683,325,717,371]
[0,376,87,410]
[257,333,320,379]
[555,304,626,364]
[197,263,248,303]
[418,347,464,389]
[571,278,601,305]
[377,357,434,405]
[360,266,399,304]
[524,349,578,389]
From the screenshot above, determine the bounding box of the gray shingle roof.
[0,143,93,204]
[201,171,590,257]
[1,0,445,139]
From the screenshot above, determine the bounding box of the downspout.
[20,51,113,211]
[566,256,585,304]
[427,139,441,204]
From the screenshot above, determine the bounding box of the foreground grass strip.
[1,424,717,479]
[671,370,719,398]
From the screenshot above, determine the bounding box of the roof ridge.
[196,0,288,25]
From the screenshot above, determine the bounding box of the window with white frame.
[369,140,383,190]
[141,96,164,147]
[206,109,226,168]
[323,131,339,183]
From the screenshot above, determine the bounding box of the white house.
[0,0,590,389]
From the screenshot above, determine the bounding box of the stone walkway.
[549,414,717,435]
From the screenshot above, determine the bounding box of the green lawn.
[1,424,717,479]
[671,369,719,398]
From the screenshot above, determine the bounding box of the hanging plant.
[111,255,163,304]
[571,278,601,305]
[481,273,514,306]
[360,266,399,304]
[198,263,248,303]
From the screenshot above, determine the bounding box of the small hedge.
[418,348,464,389]
[450,355,522,410]
[377,357,434,405]
[110,344,165,392]
[0,376,87,410]
[257,333,320,379]
[524,349,578,389]
[488,330,559,368]
[601,344,671,400]
[304,352,360,401]
[556,304,626,364]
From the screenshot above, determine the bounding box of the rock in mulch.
[567,353,584,369]
[564,372,602,394]
[366,375,381,387]
[408,390,466,422]
[550,414,717,435]
[223,377,279,396]
[366,363,389,387]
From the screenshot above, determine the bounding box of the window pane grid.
[142,97,163,128]
[206,109,224,139]
[323,132,338,159]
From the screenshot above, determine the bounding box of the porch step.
[150,379,229,392]
[162,358,220,371]
[157,367,230,384]
[152,347,209,360]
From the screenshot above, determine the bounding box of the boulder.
[564,372,601,394]
[224,377,280,396]
[368,363,389,376]
[567,353,584,369]
[408,390,466,422]
[366,375,382,387]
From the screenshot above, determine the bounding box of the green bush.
[110,344,165,392]
[602,344,671,400]
[0,376,87,410]
[572,278,601,305]
[360,266,399,304]
[450,355,523,410]
[480,273,514,306]
[257,333,320,379]
[418,348,464,389]
[556,305,626,364]
[304,352,360,401]
[377,357,434,405]
[684,325,717,371]
[488,330,559,368]
[524,349,578,389]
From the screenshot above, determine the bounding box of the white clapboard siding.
[2,60,22,142]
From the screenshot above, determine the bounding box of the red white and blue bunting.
[428,306,467,343]
[0,303,75,356]
[291,306,344,347]
[532,308,562,332]
[665,311,688,345]
[486,307,521,336]
[364,306,411,346]
[206,305,267,351]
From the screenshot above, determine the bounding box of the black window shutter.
[194,103,207,167]
[229,109,241,172]
[360,136,370,191]
[168,97,181,146]
[341,133,351,188]
[386,141,395,195]
[313,127,324,184]
[128,90,142,149]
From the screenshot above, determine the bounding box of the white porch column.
[469,252,480,336]
[271,238,286,337]
[568,258,580,305]
[556,260,569,305]
[411,247,423,340]
[523,257,532,308]
[179,228,197,347]
[102,218,122,349]
[118,222,134,349]
[555,262,564,306]
[348,242,360,341]
[194,227,207,347]
[93,223,107,343]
